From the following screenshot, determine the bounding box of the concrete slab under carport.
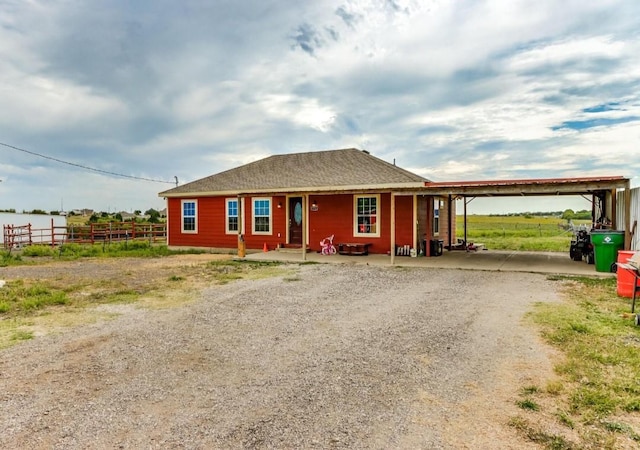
[244,248,613,277]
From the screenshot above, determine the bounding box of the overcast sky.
[1,0,639,215]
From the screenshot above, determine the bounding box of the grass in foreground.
[457,215,591,252]
[510,275,640,449]
[0,241,208,266]
[0,257,290,349]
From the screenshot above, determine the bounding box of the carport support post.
[390,192,396,265]
[464,196,468,247]
[611,188,617,228]
[624,182,631,249]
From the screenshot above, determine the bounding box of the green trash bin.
[590,230,625,272]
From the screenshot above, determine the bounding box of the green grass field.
[511,276,640,448]
[457,215,591,252]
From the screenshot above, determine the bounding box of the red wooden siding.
[168,196,289,251]
[167,193,452,255]
[308,193,416,254]
[308,194,352,251]
[435,196,455,247]
[308,193,394,254]
[417,195,430,254]
[394,195,414,250]
[243,195,287,251]
[167,197,236,248]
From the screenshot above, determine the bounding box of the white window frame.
[353,194,381,238]
[252,197,272,235]
[225,198,239,235]
[181,199,197,234]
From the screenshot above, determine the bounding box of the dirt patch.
[0,253,231,288]
[0,256,563,448]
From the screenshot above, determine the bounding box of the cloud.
[257,94,336,131]
[290,23,325,55]
[0,0,639,213]
[335,5,360,28]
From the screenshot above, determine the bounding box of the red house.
[159,148,455,256]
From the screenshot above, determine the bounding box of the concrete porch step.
[277,245,312,253]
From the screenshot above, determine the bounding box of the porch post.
[412,194,418,253]
[302,194,307,261]
[390,192,396,265]
[237,195,245,258]
[164,197,170,246]
[426,197,432,257]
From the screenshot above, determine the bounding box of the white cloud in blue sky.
[0,0,639,214]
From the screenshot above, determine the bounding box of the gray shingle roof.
[159,148,429,196]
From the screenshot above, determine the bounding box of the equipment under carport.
[429,239,444,257]
[569,228,594,264]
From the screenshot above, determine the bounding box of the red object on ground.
[617,250,639,298]
[263,242,268,252]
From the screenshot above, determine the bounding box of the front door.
[289,197,303,245]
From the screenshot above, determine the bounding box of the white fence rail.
[616,187,640,250]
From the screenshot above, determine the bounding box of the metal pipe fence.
[3,220,167,250]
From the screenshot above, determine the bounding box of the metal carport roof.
[422,175,629,196]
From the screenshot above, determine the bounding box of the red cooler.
[617,250,640,298]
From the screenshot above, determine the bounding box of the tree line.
[487,210,591,219]
[5,208,164,223]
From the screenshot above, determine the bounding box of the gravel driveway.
[0,261,560,449]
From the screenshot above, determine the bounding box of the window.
[354,195,380,237]
[252,198,271,234]
[181,200,197,233]
[226,198,238,234]
[433,199,440,235]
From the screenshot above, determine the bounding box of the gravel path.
[0,261,560,449]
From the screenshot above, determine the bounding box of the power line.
[0,141,176,185]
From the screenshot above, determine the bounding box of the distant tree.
[573,210,592,220]
[145,208,161,223]
[100,211,109,218]
[50,211,60,215]
[89,213,99,223]
[27,209,48,215]
[561,209,575,220]
[134,210,142,215]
